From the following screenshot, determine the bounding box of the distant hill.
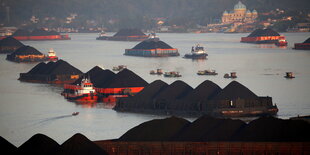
[1,0,309,28]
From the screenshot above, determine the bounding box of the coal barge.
[124,36,179,57]
[0,37,24,53]
[115,80,278,117]
[6,45,49,63]
[19,60,83,84]
[96,29,149,41]
[294,37,310,50]
[241,28,287,44]
[63,67,148,103]
[0,29,70,41]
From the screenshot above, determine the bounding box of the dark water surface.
[0,32,309,146]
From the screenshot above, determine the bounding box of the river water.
[0,32,309,146]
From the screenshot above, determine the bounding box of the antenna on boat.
[87,74,91,82]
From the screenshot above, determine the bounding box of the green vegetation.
[0,0,309,30]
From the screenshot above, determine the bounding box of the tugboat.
[112,65,127,71]
[150,69,163,75]
[284,72,295,79]
[164,71,182,77]
[197,69,218,75]
[275,39,288,47]
[64,77,98,102]
[47,48,58,61]
[224,72,237,78]
[184,44,208,59]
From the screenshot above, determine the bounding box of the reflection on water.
[74,101,116,109]
[0,32,310,146]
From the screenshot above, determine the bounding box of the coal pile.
[8,45,43,56]
[179,80,222,111]
[6,45,47,62]
[303,37,310,43]
[119,116,190,141]
[72,66,116,88]
[183,80,222,101]
[247,28,280,37]
[0,37,24,53]
[154,80,193,110]
[155,80,193,100]
[0,37,24,47]
[27,62,47,74]
[132,38,174,49]
[174,115,245,141]
[12,29,61,37]
[41,60,83,75]
[31,28,52,36]
[17,133,60,155]
[12,29,31,36]
[72,66,104,84]
[19,59,83,82]
[102,68,148,88]
[212,81,258,100]
[232,116,310,142]
[113,29,146,37]
[48,30,60,35]
[119,115,310,142]
[0,136,17,154]
[116,80,168,110]
[57,133,108,155]
[132,80,169,100]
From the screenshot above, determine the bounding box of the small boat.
[47,48,58,61]
[284,72,295,79]
[197,69,218,75]
[150,69,163,75]
[112,65,127,71]
[224,72,237,78]
[184,44,208,59]
[164,71,182,77]
[275,39,288,46]
[98,31,106,37]
[72,112,79,116]
[64,77,98,102]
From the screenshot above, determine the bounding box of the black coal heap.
[132,38,174,49]
[113,29,146,37]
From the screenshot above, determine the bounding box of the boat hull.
[294,43,310,50]
[275,42,288,46]
[97,36,149,41]
[241,36,286,44]
[184,53,208,59]
[0,35,70,41]
[65,93,98,102]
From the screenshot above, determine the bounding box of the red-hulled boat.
[47,48,58,61]
[275,38,288,47]
[0,29,70,41]
[294,38,310,50]
[64,77,98,102]
[241,28,286,44]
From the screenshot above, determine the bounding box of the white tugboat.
[64,77,98,102]
[184,44,208,59]
[47,48,58,61]
[197,69,218,75]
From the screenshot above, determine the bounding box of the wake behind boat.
[184,44,208,59]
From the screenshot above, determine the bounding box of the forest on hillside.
[0,0,309,29]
